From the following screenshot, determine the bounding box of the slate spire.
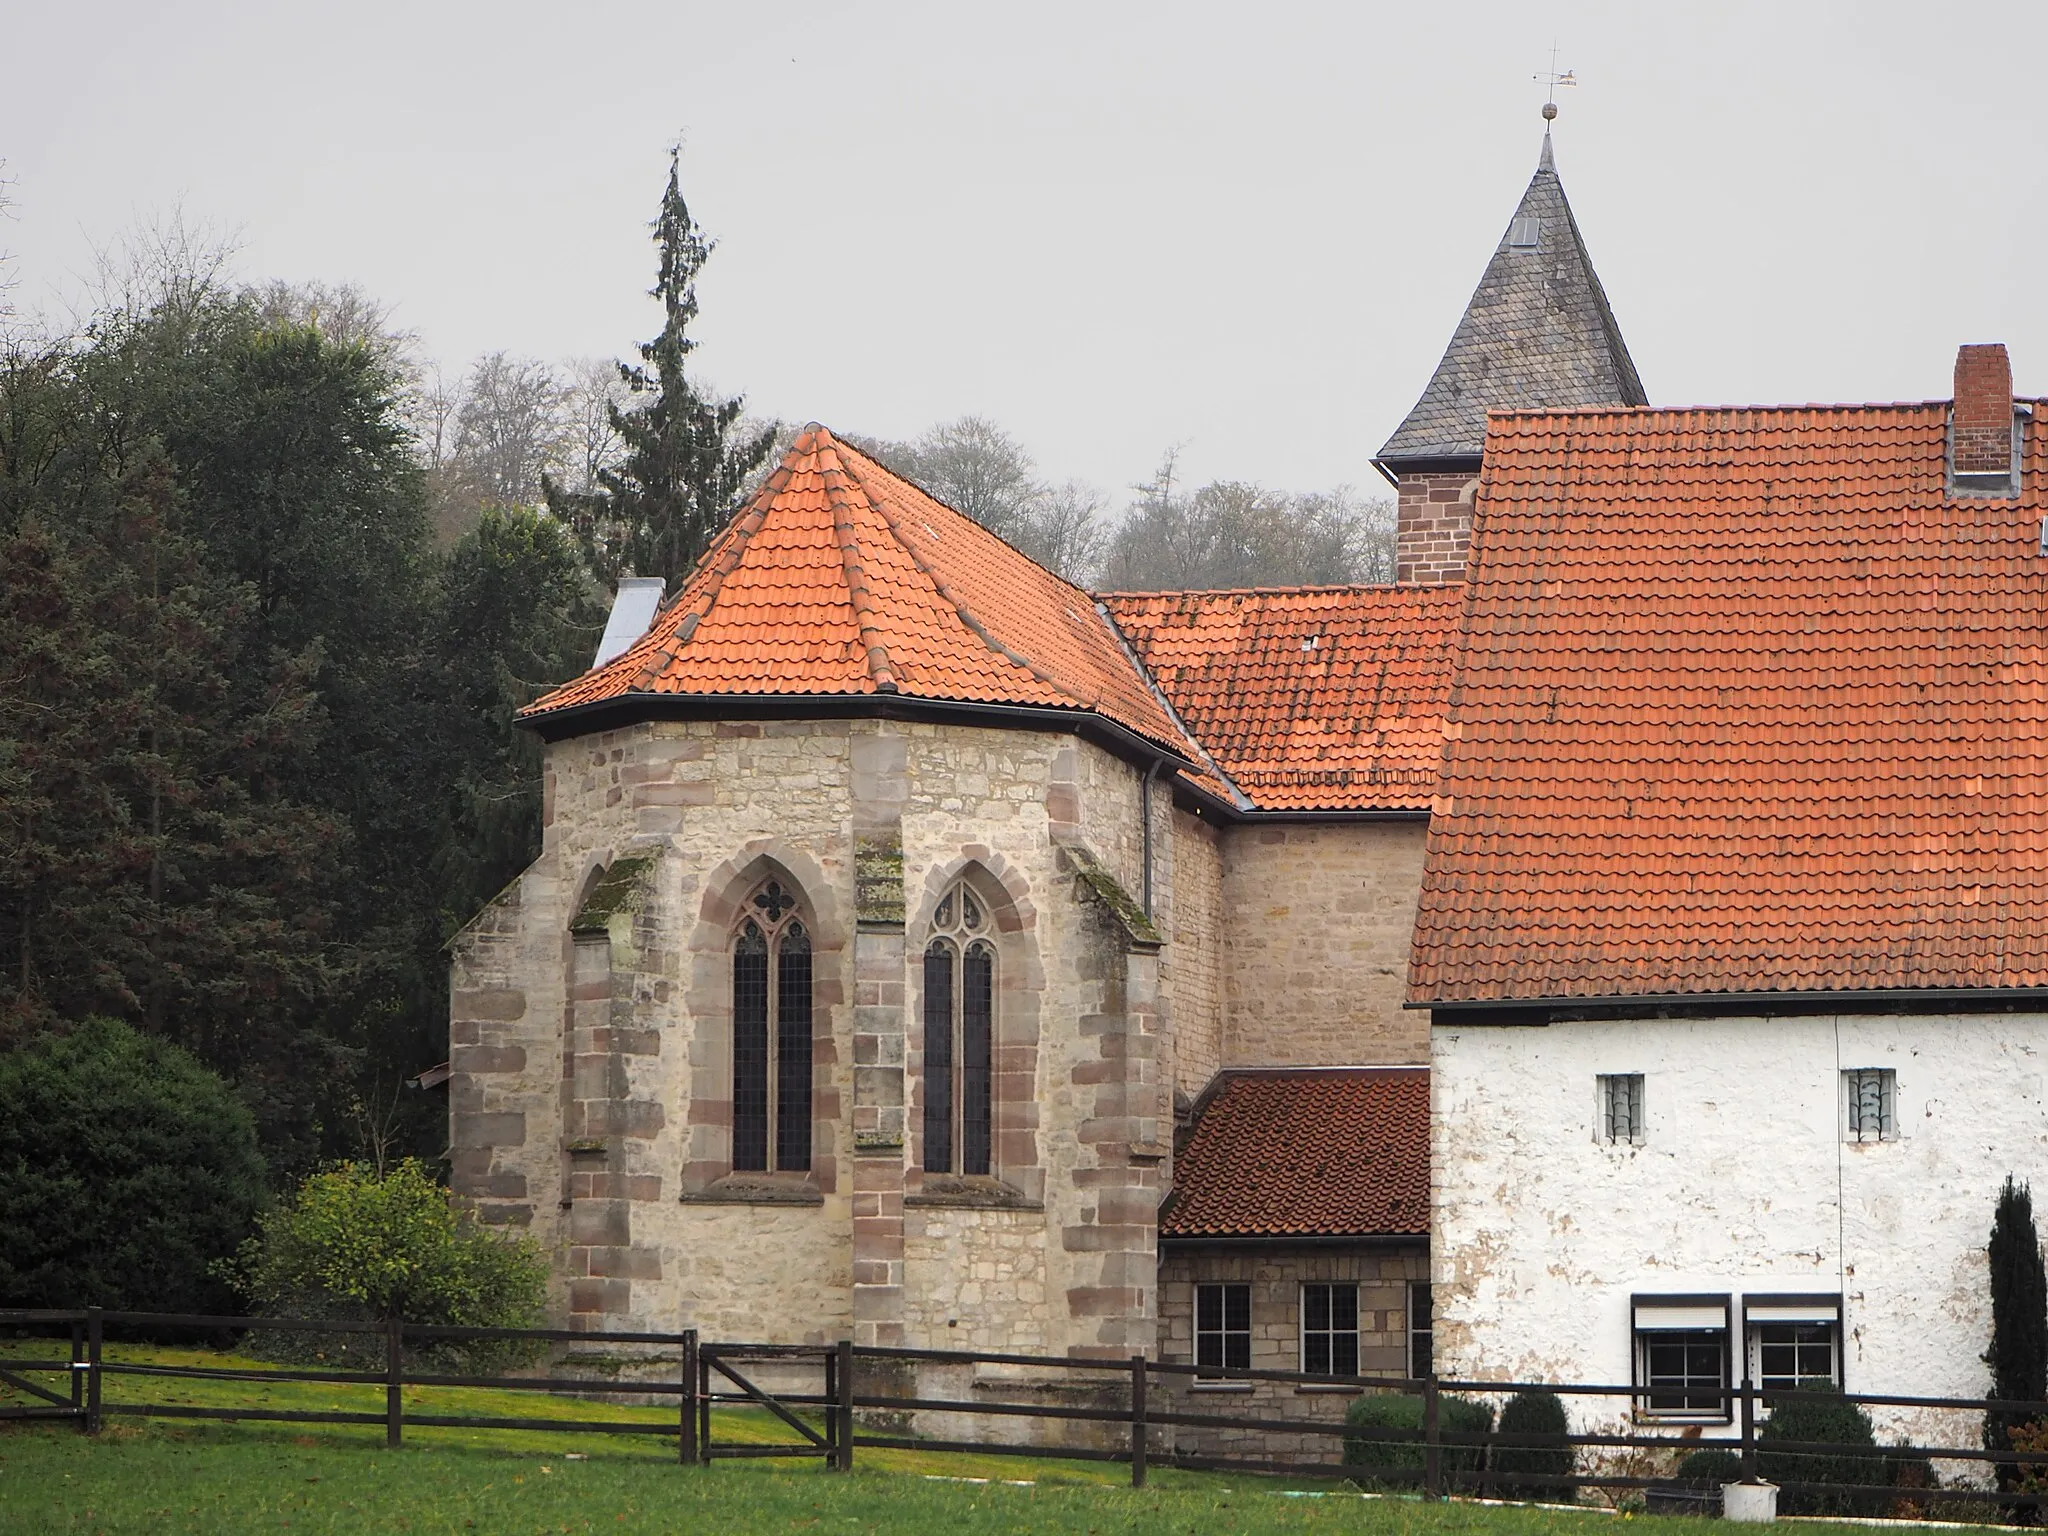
[1376,129,1646,468]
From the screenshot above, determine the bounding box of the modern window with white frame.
[1632,1294,1731,1422]
[1743,1294,1842,1391]
[1842,1068,1897,1143]
[1599,1073,1645,1144]
[1195,1283,1251,1379]
[1300,1283,1360,1377]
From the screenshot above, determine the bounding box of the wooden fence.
[8,1308,2048,1515]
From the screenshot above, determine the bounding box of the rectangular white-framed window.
[1842,1068,1897,1143]
[1195,1282,1251,1379]
[1599,1073,1646,1144]
[1409,1281,1434,1380]
[1633,1294,1731,1422]
[1744,1294,1842,1391]
[1301,1283,1360,1377]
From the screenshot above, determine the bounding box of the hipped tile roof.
[1378,132,1646,466]
[1102,586,1462,812]
[1410,398,2048,1003]
[525,427,1195,758]
[1161,1069,1429,1239]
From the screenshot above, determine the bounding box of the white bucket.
[1723,1481,1779,1522]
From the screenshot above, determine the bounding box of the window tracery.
[732,879,811,1172]
[923,881,994,1175]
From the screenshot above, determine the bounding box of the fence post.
[698,1345,713,1465]
[834,1339,854,1472]
[69,1318,85,1430]
[385,1313,403,1450]
[1739,1367,1756,1483]
[1423,1371,1442,1501]
[85,1308,102,1436]
[1129,1355,1148,1489]
[680,1330,698,1466]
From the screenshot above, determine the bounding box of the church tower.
[1374,118,1646,583]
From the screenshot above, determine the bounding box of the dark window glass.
[1302,1283,1359,1377]
[1643,1330,1727,1417]
[961,941,994,1176]
[1196,1282,1251,1375]
[775,922,812,1172]
[732,921,769,1172]
[1758,1323,1837,1391]
[922,940,955,1174]
[1409,1283,1434,1380]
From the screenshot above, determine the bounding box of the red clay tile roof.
[525,428,1195,758]
[1411,398,2048,1004]
[1161,1069,1429,1239]
[1102,586,1462,812]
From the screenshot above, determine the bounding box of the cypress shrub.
[1675,1448,1743,1485]
[1757,1387,1885,1516]
[1342,1393,1495,1489]
[1493,1389,1575,1501]
[1988,1177,2048,1494]
[0,1019,267,1315]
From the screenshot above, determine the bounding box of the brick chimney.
[1952,343,2016,494]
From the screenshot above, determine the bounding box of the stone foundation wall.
[1220,821,1430,1068]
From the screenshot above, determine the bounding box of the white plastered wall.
[1433,1012,2048,1447]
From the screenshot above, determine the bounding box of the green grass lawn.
[0,1338,1991,1535]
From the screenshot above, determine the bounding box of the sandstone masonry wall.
[1167,809,1224,1101]
[1220,820,1430,1067]
[1395,468,1479,584]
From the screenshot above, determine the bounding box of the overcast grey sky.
[5,1,2044,497]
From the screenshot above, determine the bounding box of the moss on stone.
[570,853,658,935]
[1059,844,1162,949]
[855,832,906,926]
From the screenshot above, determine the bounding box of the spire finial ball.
[1542,101,1558,121]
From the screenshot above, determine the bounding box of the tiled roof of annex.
[1160,1068,1429,1240]
[1102,585,1462,812]
[525,427,1195,758]
[1410,396,2048,1004]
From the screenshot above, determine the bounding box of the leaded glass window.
[732,880,811,1172]
[924,881,995,1176]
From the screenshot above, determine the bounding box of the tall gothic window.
[732,879,812,1172]
[923,882,994,1176]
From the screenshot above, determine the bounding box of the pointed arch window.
[732,880,812,1172]
[924,882,994,1176]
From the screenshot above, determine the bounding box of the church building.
[442,124,1645,1405]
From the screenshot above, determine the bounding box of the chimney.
[1952,343,2017,495]
[593,576,667,667]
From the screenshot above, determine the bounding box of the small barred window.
[1843,1068,1896,1143]
[1599,1073,1645,1145]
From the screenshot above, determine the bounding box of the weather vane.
[1534,43,1576,121]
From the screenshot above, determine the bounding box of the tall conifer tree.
[1986,1176,2048,1493]
[549,150,772,588]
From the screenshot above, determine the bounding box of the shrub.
[1493,1389,1575,1500]
[1342,1392,1495,1489]
[226,1159,546,1370]
[1757,1386,1886,1516]
[1675,1447,1743,1485]
[0,1018,267,1314]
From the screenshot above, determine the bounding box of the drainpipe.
[1140,762,1163,917]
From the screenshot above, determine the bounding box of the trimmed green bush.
[0,1018,267,1313]
[1493,1389,1575,1500]
[1675,1447,1743,1485]
[226,1159,547,1370]
[1757,1386,1886,1516]
[1342,1392,1495,1488]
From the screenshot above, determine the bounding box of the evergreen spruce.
[1987,1176,2048,1493]
[549,149,772,588]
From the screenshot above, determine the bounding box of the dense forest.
[0,158,1396,1182]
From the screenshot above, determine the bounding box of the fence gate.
[695,1341,849,1469]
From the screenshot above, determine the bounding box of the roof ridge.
[845,453,1110,716]
[623,461,791,692]
[814,434,901,695]
[1099,581,1455,601]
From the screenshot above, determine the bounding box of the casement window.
[923,883,995,1176]
[1633,1294,1731,1422]
[1842,1068,1897,1143]
[1409,1282,1434,1380]
[1195,1283,1251,1376]
[732,880,812,1172]
[1599,1074,1645,1144]
[1744,1294,1842,1392]
[1301,1283,1360,1377]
